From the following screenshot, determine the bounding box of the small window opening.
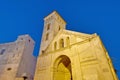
[59,26,61,31]
[60,39,64,48]
[54,42,57,50]
[66,37,70,46]
[0,49,6,55]
[45,33,49,40]
[42,50,44,54]
[21,38,23,40]
[29,39,30,42]
[23,76,28,80]
[7,68,12,71]
[47,23,50,30]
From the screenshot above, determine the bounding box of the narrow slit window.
[47,23,50,30]
[45,33,49,40]
[54,42,57,50]
[7,68,12,71]
[66,37,70,46]
[0,49,5,55]
[58,26,61,31]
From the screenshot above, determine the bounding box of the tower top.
[44,11,66,25]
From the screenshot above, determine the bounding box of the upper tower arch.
[44,11,66,31]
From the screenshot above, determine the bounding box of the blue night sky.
[0,0,120,78]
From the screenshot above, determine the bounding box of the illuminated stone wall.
[34,11,118,80]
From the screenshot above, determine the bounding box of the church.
[34,11,118,80]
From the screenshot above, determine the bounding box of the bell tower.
[40,11,66,55]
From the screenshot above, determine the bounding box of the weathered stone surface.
[0,35,36,80]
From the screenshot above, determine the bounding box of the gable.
[44,29,95,54]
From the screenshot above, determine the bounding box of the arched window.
[66,37,70,46]
[54,42,57,50]
[60,39,64,48]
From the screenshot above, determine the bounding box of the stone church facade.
[34,11,118,80]
[0,35,36,80]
